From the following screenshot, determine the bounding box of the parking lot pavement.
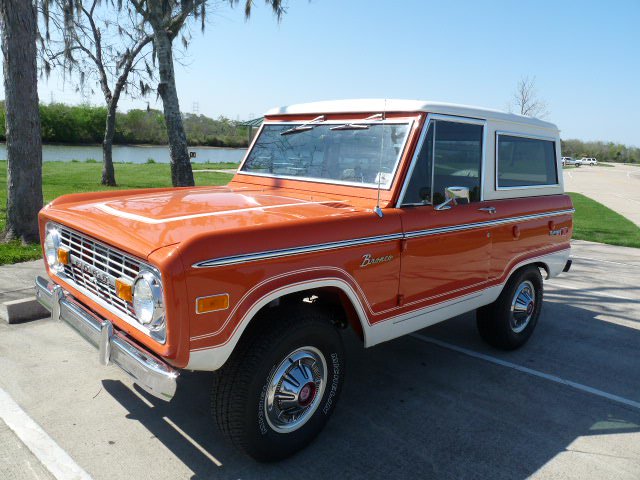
[0,419,54,480]
[564,163,640,227]
[1,240,640,479]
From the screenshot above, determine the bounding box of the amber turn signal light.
[115,278,133,303]
[57,247,70,265]
[196,294,230,314]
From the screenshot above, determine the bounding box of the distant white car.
[578,157,598,166]
[561,157,576,166]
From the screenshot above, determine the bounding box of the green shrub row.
[0,101,251,148]
[561,139,639,164]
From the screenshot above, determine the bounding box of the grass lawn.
[0,161,234,265]
[568,192,640,248]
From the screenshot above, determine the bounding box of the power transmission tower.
[192,102,199,114]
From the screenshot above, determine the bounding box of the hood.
[42,186,362,258]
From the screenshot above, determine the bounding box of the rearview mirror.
[435,186,470,211]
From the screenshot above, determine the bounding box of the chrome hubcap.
[264,347,327,433]
[510,280,535,333]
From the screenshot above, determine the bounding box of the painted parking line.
[546,281,635,301]
[411,334,640,411]
[572,255,640,269]
[0,387,92,480]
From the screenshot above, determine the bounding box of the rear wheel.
[477,266,543,350]
[211,306,345,461]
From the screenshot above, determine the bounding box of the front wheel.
[211,307,345,461]
[476,266,543,350]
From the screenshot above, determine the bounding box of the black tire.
[211,305,345,462]
[476,265,543,350]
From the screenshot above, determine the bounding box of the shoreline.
[0,142,247,151]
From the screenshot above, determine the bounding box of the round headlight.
[133,270,164,330]
[44,224,62,273]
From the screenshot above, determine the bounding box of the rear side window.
[497,134,558,188]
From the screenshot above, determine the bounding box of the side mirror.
[435,186,470,211]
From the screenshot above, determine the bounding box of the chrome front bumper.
[35,276,178,401]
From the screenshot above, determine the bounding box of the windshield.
[239,121,412,189]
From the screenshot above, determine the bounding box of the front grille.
[58,226,144,320]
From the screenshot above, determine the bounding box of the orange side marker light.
[58,247,70,265]
[197,294,230,314]
[115,278,133,303]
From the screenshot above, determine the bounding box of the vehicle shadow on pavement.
[103,301,640,480]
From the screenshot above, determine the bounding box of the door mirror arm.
[434,186,470,211]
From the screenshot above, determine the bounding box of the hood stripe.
[95,200,337,224]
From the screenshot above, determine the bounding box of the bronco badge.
[360,253,394,268]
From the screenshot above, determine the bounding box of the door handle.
[478,206,496,214]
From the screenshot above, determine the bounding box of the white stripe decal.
[96,200,336,224]
[0,387,92,480]
[411,334,640,411]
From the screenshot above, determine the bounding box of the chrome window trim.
[495,131,560,191]
[236,120,266,170]
[404,208,574,239]
[235,119,414,191]
[396,114,486,207]
[192,208,574,268]
[396,114,432,207]
[430,120,437,205]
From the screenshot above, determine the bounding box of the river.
[0,144,247,164]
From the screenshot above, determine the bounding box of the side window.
[432,121,483,204]
[402,123,433,205]
[496,135,558,188]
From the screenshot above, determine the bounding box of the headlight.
[133,270,165,334]
[44,223,62,273]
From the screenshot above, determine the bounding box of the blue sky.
[4,0,639,145]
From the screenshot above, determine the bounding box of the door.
[398,117,491,309]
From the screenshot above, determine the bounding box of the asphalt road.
[1,239,639,479]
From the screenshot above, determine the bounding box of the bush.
[562,139,639,164]
[0,101,251,147]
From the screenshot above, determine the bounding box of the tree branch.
[80,4,113,101]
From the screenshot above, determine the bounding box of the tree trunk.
[154,29,194,187]
[0,0,43,243]
[102,102,117,186]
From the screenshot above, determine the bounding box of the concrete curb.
[1,297,50,324]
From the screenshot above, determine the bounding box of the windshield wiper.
[329,113,384,131]
[329,123,370,131]
[280,115,326,136]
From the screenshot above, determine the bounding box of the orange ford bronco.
[35,99,573,460]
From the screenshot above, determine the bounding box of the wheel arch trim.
[186,278,370,371]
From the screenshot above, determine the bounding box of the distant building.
[240,117,263,144]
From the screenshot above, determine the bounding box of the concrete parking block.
[1,297,50,324]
